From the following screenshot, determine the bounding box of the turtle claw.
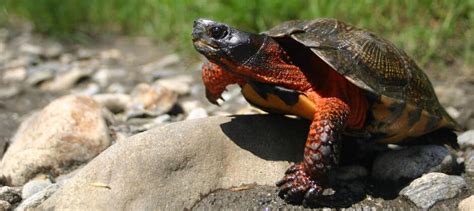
[276,162,323,204]
[304,186,322,201]
[205,89,224,105]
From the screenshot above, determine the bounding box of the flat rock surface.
[0,95,111,186]
[39,115,308,210]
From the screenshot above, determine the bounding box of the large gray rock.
[400,172,466,209]
[39,115,308,210]
[0,95,111,186]
[371,145,456,181]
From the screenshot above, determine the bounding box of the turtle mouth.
[192,19,221,55]
[193,39,218,50]
[193,39,220,57]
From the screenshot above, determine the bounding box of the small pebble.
[3,67,27,82]
[141,54,180,73]
[0,86,20,99]
[0,200,11,211]
[400,172,466,209]
[0,186,21,204]
[22,179,53,199]
[156,75,193,96]
[458,130,474,149]
[464,150,474,176]
[186,108,208,120]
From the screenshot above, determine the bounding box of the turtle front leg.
[202,62,246,104]
[277,97,349,204]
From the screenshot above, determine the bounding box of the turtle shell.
[264,18,461,143]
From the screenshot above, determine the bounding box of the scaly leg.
[202,62,246,104]
[277,97,349,204]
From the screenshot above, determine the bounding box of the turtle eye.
[209,25,228,39]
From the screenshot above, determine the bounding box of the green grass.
[0,0,472,72]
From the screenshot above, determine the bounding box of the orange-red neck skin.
[216,37,368,129]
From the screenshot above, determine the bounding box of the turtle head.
[192,19,266,68]
[192,19,305,89]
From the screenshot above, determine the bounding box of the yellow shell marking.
[241,84,316,120]
[368,96,446,144]
[242,84,451,144]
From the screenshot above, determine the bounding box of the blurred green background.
[0,0,472,73]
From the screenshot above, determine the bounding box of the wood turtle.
[191,18,461,204]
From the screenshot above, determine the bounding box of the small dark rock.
[332,165,368,181]
[371,145,456,182]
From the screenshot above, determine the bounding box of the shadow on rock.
[218,114,431,208]
[220,114,372,208]
[220,114,308,163]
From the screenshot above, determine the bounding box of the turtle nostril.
[192,20,205,40]
[191,30,201,40]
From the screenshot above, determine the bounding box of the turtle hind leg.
[276,97,349,205]
[398,128,459,149]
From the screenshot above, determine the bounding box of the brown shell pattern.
[264,18,460,135]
